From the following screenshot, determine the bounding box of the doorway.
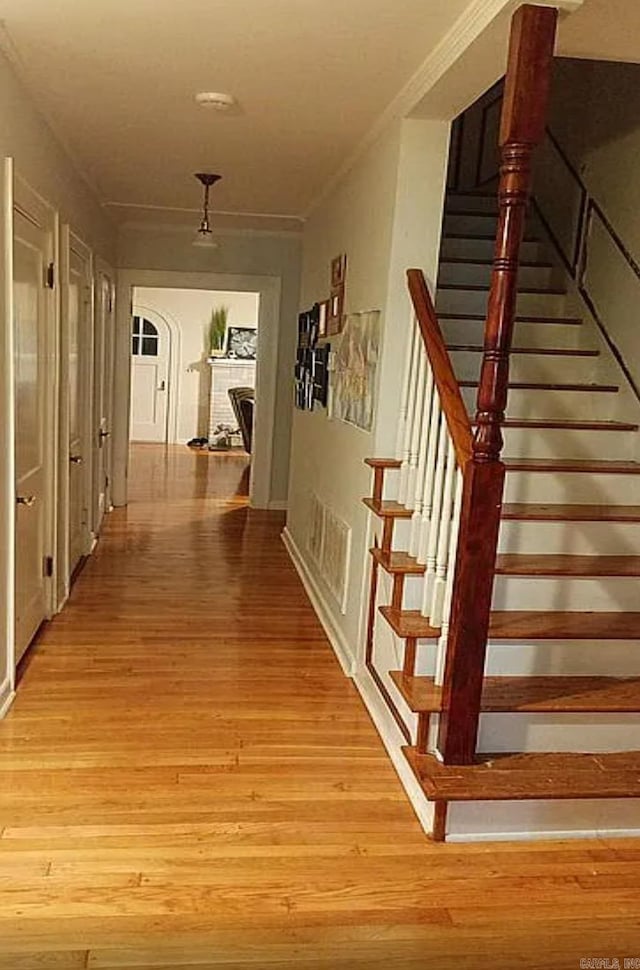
[130,312,171,442]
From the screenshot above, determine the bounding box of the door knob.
[98,430,111,439]
[69,454,83,464]
[158,380,166,391]
[16,495,36,507]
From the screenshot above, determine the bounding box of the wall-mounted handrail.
[406,269,472,468]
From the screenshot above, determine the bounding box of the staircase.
[363,188,640,842]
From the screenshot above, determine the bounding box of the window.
[132,316,159,356]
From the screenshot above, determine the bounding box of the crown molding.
[304,0,585,218]
[118,219,303,241]
[103,200,305,224]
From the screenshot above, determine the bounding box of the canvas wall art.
[332,309,380,432]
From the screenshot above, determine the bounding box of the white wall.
[0,49,116,716]
[285,117,450,670]
[119,227,300,503]
[546,57,640,391]
[135,287,259,442]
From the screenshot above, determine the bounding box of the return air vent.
[306,494,351,613]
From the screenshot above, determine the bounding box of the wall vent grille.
[307,494,351,614]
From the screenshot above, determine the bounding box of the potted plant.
[207,306,228,359]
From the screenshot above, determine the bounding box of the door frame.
[130,303,180,444]
[0,160,59,712]
[92,256,116,535]
[113,270,281,510]
[57,225,94,604]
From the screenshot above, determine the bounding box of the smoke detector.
[195,91,236,111]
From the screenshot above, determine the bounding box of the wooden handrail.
[406,268,473,468]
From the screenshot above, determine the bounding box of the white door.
[93,266,115,536]
[13,197,52,661]
[130,314,169,442]
[67,237,92,575]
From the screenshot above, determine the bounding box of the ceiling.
[0,0,472,225]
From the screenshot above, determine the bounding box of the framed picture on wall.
[226,327,257,359]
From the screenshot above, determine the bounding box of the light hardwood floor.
[1,444,638,969]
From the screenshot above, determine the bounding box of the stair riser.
[477,714,640,754]
[446,799,640,842]
[499,519,640,555]
[441,236,548,263]
[439,262,560,289]
[485,640,640,678]
[442,319,583,349]
[437,290,569,317]
[493,575,640,611]
[450,352,599,384]
[504,471,640,505]
[501,426,635,461]
[462,387,619,420]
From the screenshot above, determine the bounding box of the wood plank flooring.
[1,444,640,969]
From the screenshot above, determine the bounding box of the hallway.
[0,446,639,968]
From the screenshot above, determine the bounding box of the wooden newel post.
[437,4,558,765]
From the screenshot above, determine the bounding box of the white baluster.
[415,393,441,562]
[429,436,456,628]
[408,366,434,556]
[420,417,447,616]
[405,352,427,509]
[395,316,417,460]
[434,466,464,686]
[397,326,420,505]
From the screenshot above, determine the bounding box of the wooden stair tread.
[502,503,640,522]
[496,419,636,431]
[379,606,440,639]
[461,380,618,392]
[370,548,425,575]
[505,458,640,474]
[443,233,541,243]
[362,497,413,519]
[439,313,582,325]
[391,670,640,714]
[440,257,553,268]
[381,606,640,640]
[447,344,599,357]
[496,554,640,576]
[403,747,640,801]
[438,283,566,295]
[364,457,401,469]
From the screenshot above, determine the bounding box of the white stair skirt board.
[446,798,640,843]
[441,318,584,349]
[499,519,640,556]
[354,665,435,837]
[477,713,640,754]
[503,469,640,505]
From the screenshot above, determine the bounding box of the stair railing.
[397,270,472,667]
[396,4,559,766]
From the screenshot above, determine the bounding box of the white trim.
[305,0,584,218]
[132,304,182,445]
[0,676,15,719]
[281,527,356,677]
[119,220,302,241]
[1,158,15,696]
[104,200,305,223]
[354,665,434,836]
[113,269,280,510]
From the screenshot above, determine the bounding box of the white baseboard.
[354,665,434,836]
[268,499,288,511]
[281,527,355,677]
[0,676,15,719]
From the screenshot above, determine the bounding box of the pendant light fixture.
[194,172,222,237]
